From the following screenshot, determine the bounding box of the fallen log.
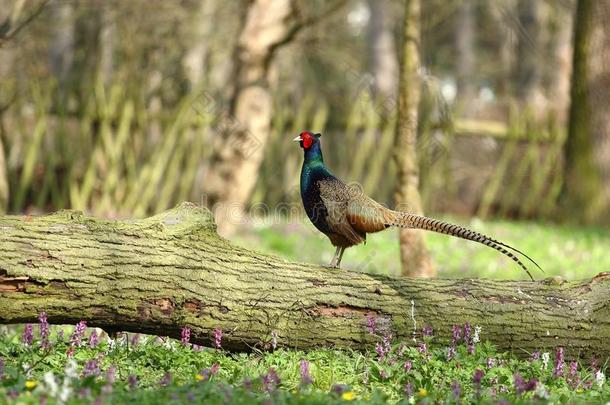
[0,203,609,361]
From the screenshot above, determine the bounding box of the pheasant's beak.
[292,136,301,142]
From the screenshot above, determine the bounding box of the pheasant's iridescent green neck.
[303,142,324,164]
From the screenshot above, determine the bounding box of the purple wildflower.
[451,325,462,345]
[211,363,220,375]
[530,351,541,361]
[213,328,222,349]
[271,330,278,350]
[106,366,116,384]
[366,314,377,335]
[405,381,414,396]
[463,323,472,343]
[447,346,456,360]
[262,368,280,392]
[128,375,138,390]
[89,330,99,349]
[553,347,564,378]
[56,329,64,344]
[331,384,349,395]
[451,380,461,399]
[39,312,50,349]
[422,325,433,337]
[22,324,34,346]
[181,326,191,346]
[404,360,412,372]
[567,361,579,388]
[417,342,427,354]
[514,373,537,394]
[473,369,484,397]
[130,333,140,347]
[68,321,87,356]
[300,360,312,385]
[487,358,496,368]
[83,359,100,377]
[159,372,171,387]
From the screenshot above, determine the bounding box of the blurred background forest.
[0,0,609,278]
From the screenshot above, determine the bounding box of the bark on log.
[0,203,609,361]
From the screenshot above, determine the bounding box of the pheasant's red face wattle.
[300,131,314,149]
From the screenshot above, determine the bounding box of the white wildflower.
[163,338,175,351]
[64,359,78,379]
[43,372,59,398]
[595,370,605,388]
[541,352,550,370]
[408,396,415,404]
[58,384,72,404]
[472,326,482,344]
[106,336,116,353]
[534,382,549,399]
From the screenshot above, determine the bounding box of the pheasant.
[294,131,541,280]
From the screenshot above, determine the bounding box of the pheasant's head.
[293,131,321,150]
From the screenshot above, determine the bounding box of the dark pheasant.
[294,131,541,280]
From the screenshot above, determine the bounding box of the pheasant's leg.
[336,247,345,268]
[329,246,342,268]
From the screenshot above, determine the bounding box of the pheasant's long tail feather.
[387,211,541,280]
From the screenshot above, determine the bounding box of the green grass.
[234,216,610,281]
[1,323,608,404]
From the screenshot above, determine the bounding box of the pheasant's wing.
[344,185,397,234]
[318,179,365,245]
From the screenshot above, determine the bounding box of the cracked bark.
[0,203,609,361]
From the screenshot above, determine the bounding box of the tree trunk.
[48,1,74,90]
[455,0,476,117]
[515,0,547,115]
[182,0,216,88]
[0,135,7,213]
[560,0,608,223]
[0,203,609,361]
[393,0,435,278]
[202,0,295,236]
[588,1,610,217]
[366,0,398,101]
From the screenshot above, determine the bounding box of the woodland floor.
[1,218,610,404]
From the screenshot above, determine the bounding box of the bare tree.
[0,0,48,212]
[366,0,398,101]
[514,0,547,115]
[455,0,476,117]
[202,0,347,235]
[393,0,435,278]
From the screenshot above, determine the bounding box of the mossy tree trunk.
[1,203,609,361]
[560,0,610,222]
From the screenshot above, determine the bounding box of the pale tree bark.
[0,0,48,212]
[546,2,574,124]
[561,0,609,223]
[203,0,346,236]
[514,0,547,115]
[393,0,435,278]
[455,0,476,117]
[366,0,398,101]
[182,0,216,88]
[490,0,516,99]
[0,203,609,361]
[98,5,116,87]
[48,0,74,90]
